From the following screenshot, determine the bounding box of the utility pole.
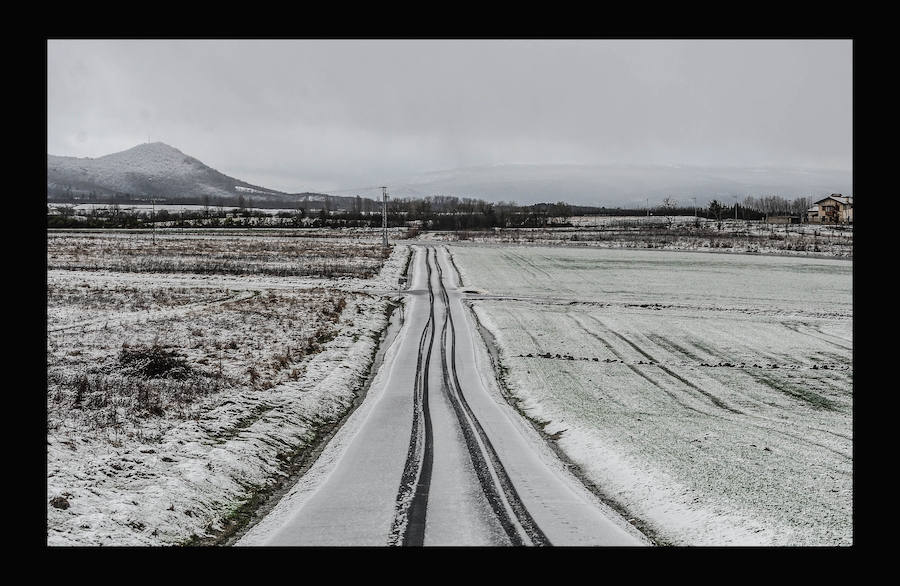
[148,177,156,246]
[151,192,156,246]
[380,186,389,248]
[732,195,738,221]
[645,198,650,217]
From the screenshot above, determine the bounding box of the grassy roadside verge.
[183,246,411,547]
[184,297,405,546]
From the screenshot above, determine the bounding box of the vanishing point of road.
[238,245,646,546]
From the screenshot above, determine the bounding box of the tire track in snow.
[435,246,550,546]
[584,315,744,415]
[675,338,844,413]
[660,337,852,461]
[781,323,852,351]
[388,247,436,546]
[502,249,554,284]
[567,313,708,416]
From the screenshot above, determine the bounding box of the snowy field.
[424,216,852,258]
[49,203,341,215]
[450,245,852,545]
[48,231,391,278]
[47,205,394,229]
[47,231,409,545]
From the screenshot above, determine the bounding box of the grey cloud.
[48,39,852,196]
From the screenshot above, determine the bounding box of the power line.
[322,185,388,195]
[324,182,431,199]
[384,183,429,198]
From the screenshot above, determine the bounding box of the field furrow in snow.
[452,244,852,546]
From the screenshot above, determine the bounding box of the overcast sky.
[47,39,852,194]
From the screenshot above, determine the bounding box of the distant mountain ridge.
[390,163,853,207]
[48,142,853,211]
[47,142,366,210]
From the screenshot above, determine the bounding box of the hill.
[47,142,369,210]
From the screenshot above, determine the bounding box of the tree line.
[47,192,826,230]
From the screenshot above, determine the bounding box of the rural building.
[766,215,800,224]
[809,195,853,224]
[806,205,819,223]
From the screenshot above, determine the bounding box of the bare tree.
[662,196,676,229]
[709,200,724,231]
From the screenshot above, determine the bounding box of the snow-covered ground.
[47,231,410,545]
[47,228,852,546]
[424,216,852,258]
[48,204,386,219]
[238,245,648,546]
[47,231,392,279]
[450,244,852,545]
[50,204,310,215]
[565,215,853,239]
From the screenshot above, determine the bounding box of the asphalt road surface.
[239,245,646,546]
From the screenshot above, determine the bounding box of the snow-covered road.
[238,245,647,546]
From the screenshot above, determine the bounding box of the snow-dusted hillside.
[47,142,285,202]
[47,142,372,211]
